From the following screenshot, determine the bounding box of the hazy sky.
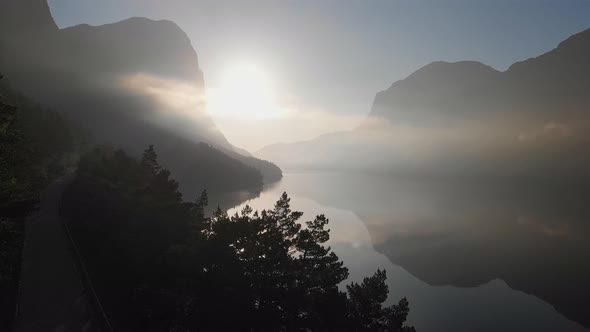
[47,0,590,151]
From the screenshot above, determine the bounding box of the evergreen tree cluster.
[62,145,416,331]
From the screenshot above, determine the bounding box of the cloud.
[213,103,366,152]
[118,72,207,116]
[117,72,223,144]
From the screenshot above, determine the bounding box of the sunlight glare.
[207,63,282,120]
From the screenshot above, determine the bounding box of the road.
[14,176,98,332]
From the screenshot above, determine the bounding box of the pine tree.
[347,269,414,331]
[140,144,161,174]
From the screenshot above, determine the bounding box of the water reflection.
[230,172,589,332]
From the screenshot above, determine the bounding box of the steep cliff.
[0,0,282,196]
[0,0,58,35]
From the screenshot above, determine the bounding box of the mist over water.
[232,172,590,332]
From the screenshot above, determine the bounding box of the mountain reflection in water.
[230,172,590,332]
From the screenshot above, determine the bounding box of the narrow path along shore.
[14,176,97,332]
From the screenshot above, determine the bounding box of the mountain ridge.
[0,0,282,197]
[258,26,590,178]
[0,0,58,34]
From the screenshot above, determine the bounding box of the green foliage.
[62,145,415,331]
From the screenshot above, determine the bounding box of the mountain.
[258,27,590,179]
[0,0,58,35]
[370,61,502,126]
[0,0,281,198]
[371,28,590,126]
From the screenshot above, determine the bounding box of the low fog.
[258,32,590,181]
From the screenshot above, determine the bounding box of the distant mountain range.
[370,27,590,126]
[259,27,590,180]
[0,0,281,199]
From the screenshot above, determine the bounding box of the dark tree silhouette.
[61,145,416,331]
[0,74,76,330]
[347,270,415,332]
[140,144,161,175]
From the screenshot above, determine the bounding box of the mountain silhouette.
[0,0,58,35]
[0,0,281,198]
[370,28,590,126]
[258,27,590,179]
[370,61,502,126]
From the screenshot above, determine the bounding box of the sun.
[207,63,281,120]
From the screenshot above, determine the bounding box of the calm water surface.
[230,172,590,332]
